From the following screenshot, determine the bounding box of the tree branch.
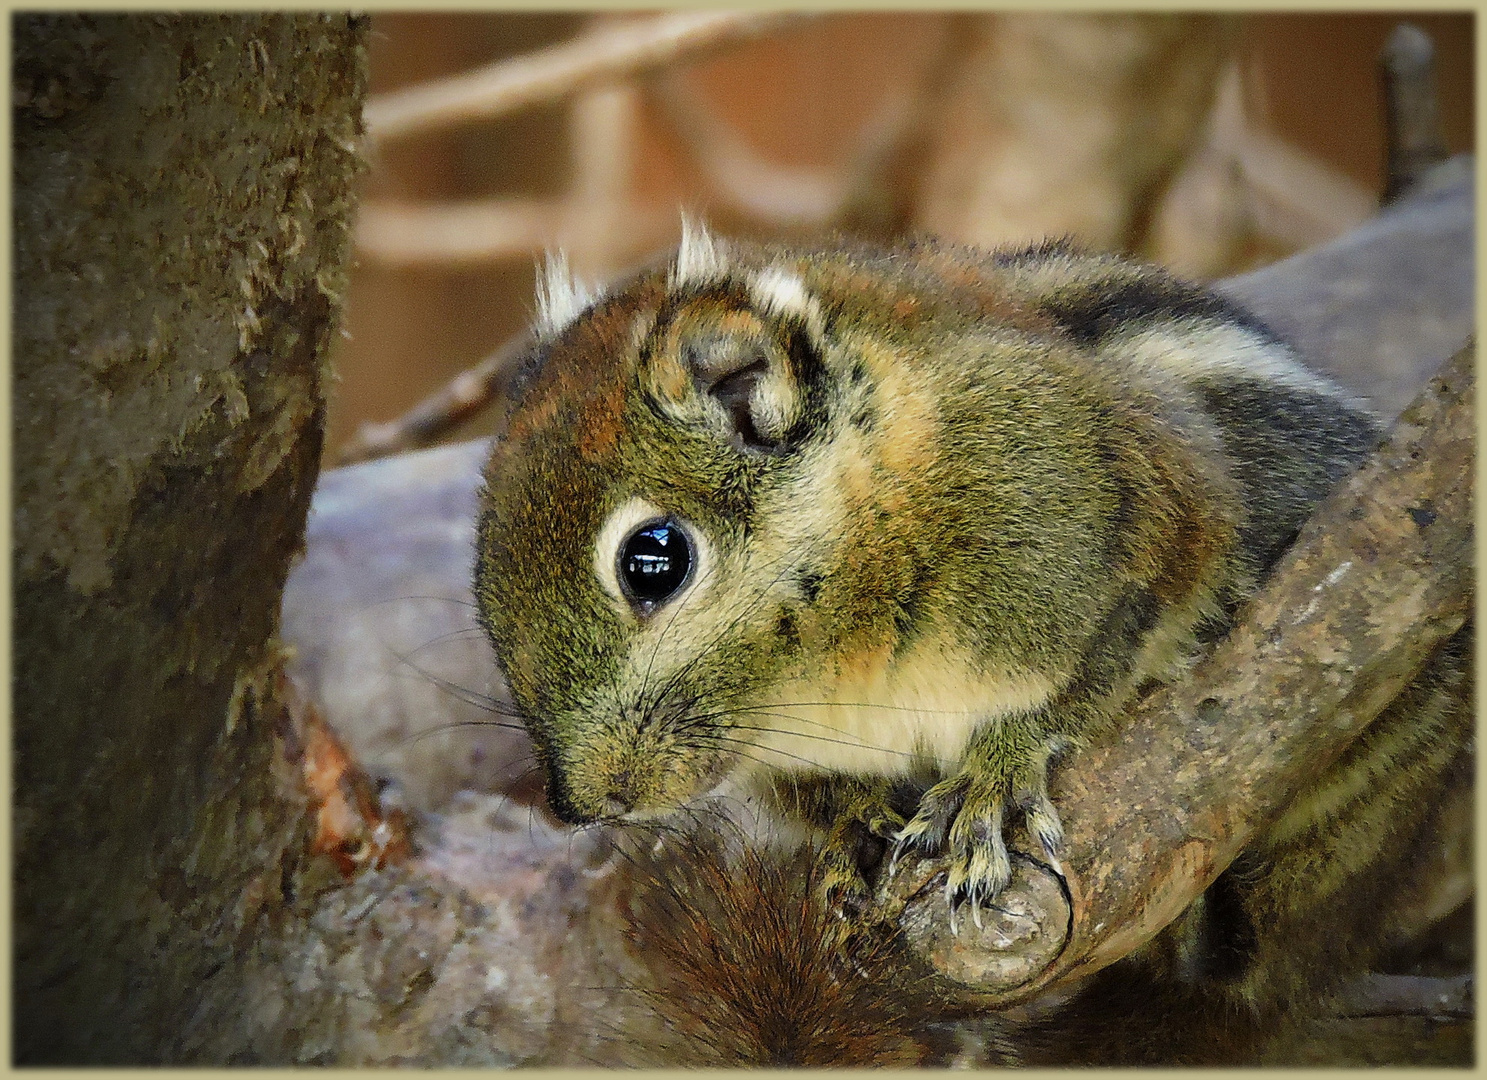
[334,331,531,465]
[364,11,807,144]
[352,197,564,267]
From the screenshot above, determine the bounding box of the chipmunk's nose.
[544,766,638,823]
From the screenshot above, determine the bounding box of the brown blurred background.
[328,11,1474,463]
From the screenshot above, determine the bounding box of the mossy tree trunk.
[12,14,367,1062]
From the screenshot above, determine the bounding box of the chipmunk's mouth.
[550,736,737,825]
[612,761,747,826]
[613,803,679,824]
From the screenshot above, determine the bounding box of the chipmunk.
[473,222,1471,1063]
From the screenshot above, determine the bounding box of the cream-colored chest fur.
[742,633,1057,778]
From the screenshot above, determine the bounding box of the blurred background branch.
[363,10,804,142]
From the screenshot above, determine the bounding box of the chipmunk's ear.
[648,223,828,453]
[676,318,807,452]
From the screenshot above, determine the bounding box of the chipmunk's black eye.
[619,520,693,608]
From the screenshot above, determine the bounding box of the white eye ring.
[594,497,711,618]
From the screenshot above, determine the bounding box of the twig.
[1381,23,1448,204]
[354,198,564,267]
[1200,65,1375,251]
[648,16,974,234]
[353,198,678,268]
[1333,973,1472,1021]
[365,10,808,144]
[335,333,533,466]
[887,341,1475,1002]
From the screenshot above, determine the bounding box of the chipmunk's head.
[476,223,892,824]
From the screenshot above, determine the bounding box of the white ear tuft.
[672,214,729,287]
[535,251,596,339]
[747,266,822,333]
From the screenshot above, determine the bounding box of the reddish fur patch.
[897,245,1066,339]
[575,388,626,461]
[506,288,666,460]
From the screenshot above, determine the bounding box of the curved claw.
[1023,792,1066,873]
[897,746,1069,932]
[886,843,903,881]
[885,828,925,879]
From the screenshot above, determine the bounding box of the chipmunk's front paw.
[890,758,1065,934]
[819,796,906,919]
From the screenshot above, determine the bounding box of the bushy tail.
[615,829,1017,1066]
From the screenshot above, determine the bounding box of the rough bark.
[12,14,367,1062]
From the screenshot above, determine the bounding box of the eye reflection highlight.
[619,520,693,606]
